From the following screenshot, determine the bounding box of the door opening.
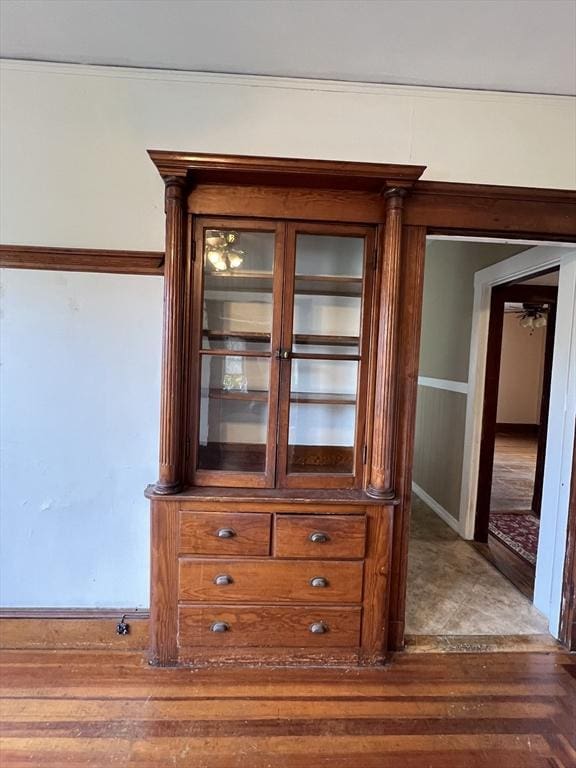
[473,274,558,599]
[406,238,575,650]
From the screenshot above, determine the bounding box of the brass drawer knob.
[210,621,230,633]
[309,622,328,634]
[309,577,328,588]
[309,531,329,544]
[217,528,236,539]
[214,574,233,586]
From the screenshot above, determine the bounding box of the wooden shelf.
[204,272,362,296]
[207,388,355,405]
[204,271,273,293]
[290,392,356,405]
[203,330,359,348]
[208,388,268,402]
[295,274,362,297]
[203,330,272,344]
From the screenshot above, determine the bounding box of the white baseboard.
[411,482,462,536]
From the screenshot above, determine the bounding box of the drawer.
[179,605,361,647]
[179,512,271,556]
[179,559,363,603]
[274,514,366,559]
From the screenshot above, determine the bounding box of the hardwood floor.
[482,433,540,596]
[473,534,536,600]
[490,433,538,513]
[0,649,575,767]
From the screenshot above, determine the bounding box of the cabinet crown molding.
[147,150,426,192]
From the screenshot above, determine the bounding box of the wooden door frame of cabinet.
[276,220,377,490]
[187,216,285,489]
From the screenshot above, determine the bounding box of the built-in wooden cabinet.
[147,152,425,666]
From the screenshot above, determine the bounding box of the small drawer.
[179,512,271,556]
[178,559,363,603]
[178,605,361,648]
[274,514,366,559]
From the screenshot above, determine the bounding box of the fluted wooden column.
[367,187,407,499]
[154,176,186,495]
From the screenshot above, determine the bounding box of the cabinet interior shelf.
[207,388,356,405]
[203,330,359,347]
[205,271,362,296]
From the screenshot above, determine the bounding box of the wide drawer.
[178,605,362,647]
[179,512,271,556]
[274,514,366,559]
[179,559,363,603]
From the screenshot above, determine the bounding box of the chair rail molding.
[0,245,165,275]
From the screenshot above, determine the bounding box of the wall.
[0,60,574,607]
[0,269,163,607]
[413,241,527,526]
[497,312,547,425]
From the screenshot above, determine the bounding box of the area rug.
[489,512,539,565]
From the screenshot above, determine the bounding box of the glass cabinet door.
[278,226,374,488]
[192,220,283,487]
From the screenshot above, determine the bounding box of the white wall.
[1,60,575,608]
[0,269,163,607]
[1,61,575,254]
[497,313,547,424]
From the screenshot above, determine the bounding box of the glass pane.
[198,355,270,472]
[293,235,364,355]
[203,230,275,352]
[288,359,358,474]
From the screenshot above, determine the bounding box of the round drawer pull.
[309,577,328,588]
[309,531,329,544]
[213,574,233,586]
[309,622,328,635]
[217,528,236,539]
[210,621,230,633]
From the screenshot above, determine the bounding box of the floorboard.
[0,649,574,767]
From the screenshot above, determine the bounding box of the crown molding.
[2,58,573,104]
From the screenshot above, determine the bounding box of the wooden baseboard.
[0,609,149,650]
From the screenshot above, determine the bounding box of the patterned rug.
[489,512,539,565]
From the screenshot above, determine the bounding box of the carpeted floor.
[489,512,539,564]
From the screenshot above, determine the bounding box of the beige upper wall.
[497,312,547,424]
[1,61,575,252]
[418,242,529,382]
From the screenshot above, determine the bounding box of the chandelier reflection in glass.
[205,230,245,272]
[516,303,548,333]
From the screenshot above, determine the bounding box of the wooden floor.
[490,433,538,513]
[0,650,575,767]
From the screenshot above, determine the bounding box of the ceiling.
[1,0,575,96]
[519,271,560,286]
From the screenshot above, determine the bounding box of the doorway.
[473,275,558,599]
[406,239,576,647]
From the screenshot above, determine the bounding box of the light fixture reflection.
[205,230,245,272]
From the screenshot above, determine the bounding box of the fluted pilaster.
[367,188,407,499]
[155,176,186,495]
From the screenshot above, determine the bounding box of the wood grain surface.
[179,511,272,556]
[178,559,363,603]
[0,649,574,767]
[274,514,367,559]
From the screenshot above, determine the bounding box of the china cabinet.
[146,152,425,666]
